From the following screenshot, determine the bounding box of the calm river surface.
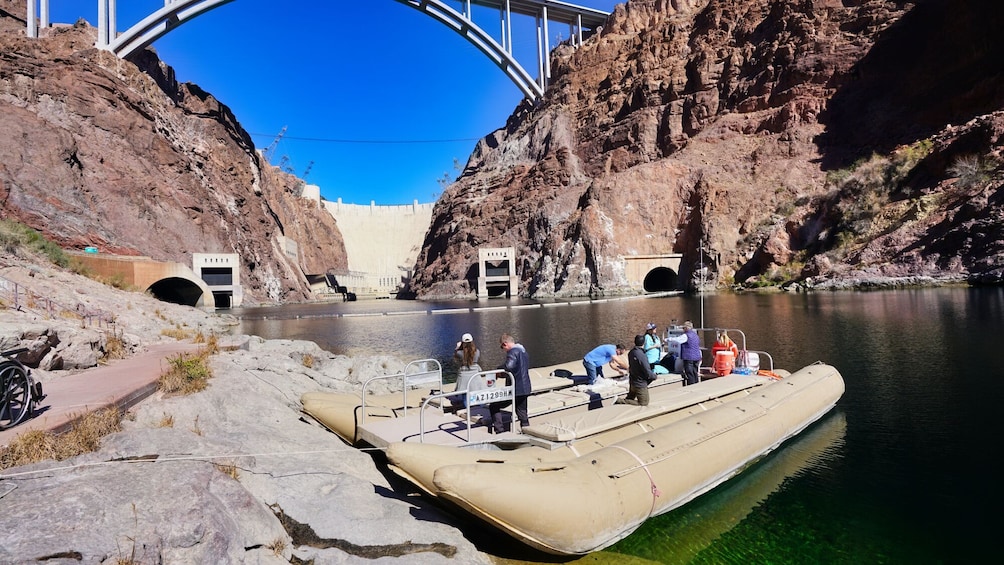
[232,288,1003,564]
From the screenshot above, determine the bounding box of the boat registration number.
[467,387,514,406]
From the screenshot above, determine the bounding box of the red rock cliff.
[408,0,1004,298]
[0,3,347,303]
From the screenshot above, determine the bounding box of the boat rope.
[0,446,386,480]
[608,444,661,517]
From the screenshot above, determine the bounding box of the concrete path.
[0,341,202,448]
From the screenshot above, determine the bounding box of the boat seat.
[522,374,772,442]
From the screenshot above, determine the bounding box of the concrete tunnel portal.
[643,267,679,292]
[146,277,207,307]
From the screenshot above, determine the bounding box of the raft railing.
[418,370,515,443]
[664,326,775,374]
[359,359,443,425]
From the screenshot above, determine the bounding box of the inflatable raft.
[300,336,844,555]
[385,363,844,555]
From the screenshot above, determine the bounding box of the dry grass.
[190,415,203,436]
[158,351,213,395]
[160,327,192,340]
[0,407,122,470]
[266,537,287,557]
[202,333,219,355]
[156,413,174,428]
[213,460,240,480]
[102,330,129,363]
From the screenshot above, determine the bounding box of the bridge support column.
[26,0,50,38]
[96,0,117,47]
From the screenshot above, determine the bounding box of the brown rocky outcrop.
[408,0,1004,298]
[0,1,347,304]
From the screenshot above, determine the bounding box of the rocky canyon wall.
[0,1,347,304]
[408,0,1004,298]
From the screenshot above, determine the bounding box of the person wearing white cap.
[451,333,482,409]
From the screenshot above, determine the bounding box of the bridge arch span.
[35,0,609,102]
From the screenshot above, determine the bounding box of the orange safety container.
[713,350,735,376]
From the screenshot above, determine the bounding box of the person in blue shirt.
[582,343,626,386]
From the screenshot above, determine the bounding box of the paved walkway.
[0,341,202,448]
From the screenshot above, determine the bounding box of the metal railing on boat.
[664,326,775,373]
[359,359,442,425]
[418,370,515,443]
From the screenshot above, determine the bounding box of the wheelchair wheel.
[0,361,32,430]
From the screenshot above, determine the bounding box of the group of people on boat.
[451,321,743,425]
[581,321,745,405]
[583,320,703,406]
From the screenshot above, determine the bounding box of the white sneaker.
[593,377,608,387]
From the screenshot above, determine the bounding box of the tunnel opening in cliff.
[147,277,206,307]
[643,267,679,293]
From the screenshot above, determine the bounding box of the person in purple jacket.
[665,320,701,386]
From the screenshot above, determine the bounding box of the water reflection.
[600,411,847,564]
[231,288,1004,563]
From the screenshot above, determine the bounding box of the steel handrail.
[359,359,442,426]
[419,370,513,443]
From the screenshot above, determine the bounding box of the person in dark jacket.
[616,334,657,406]
[490,333,532,433]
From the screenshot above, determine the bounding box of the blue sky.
[46,0,621,205]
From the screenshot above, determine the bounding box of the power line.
[249,132,482,145]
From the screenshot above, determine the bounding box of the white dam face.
[324,200,435,295]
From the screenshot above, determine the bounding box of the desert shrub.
[203,333,219,355]
[158,352,213,395]
[889,139,933,183]
[948,154,1000,190]
[101,329,128,362]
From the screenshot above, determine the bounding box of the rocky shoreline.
[0,253,988,564]
[0,256,492,564]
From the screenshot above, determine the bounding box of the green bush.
[0,219,69,267]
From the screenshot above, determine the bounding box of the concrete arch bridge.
[25,0,611,101]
